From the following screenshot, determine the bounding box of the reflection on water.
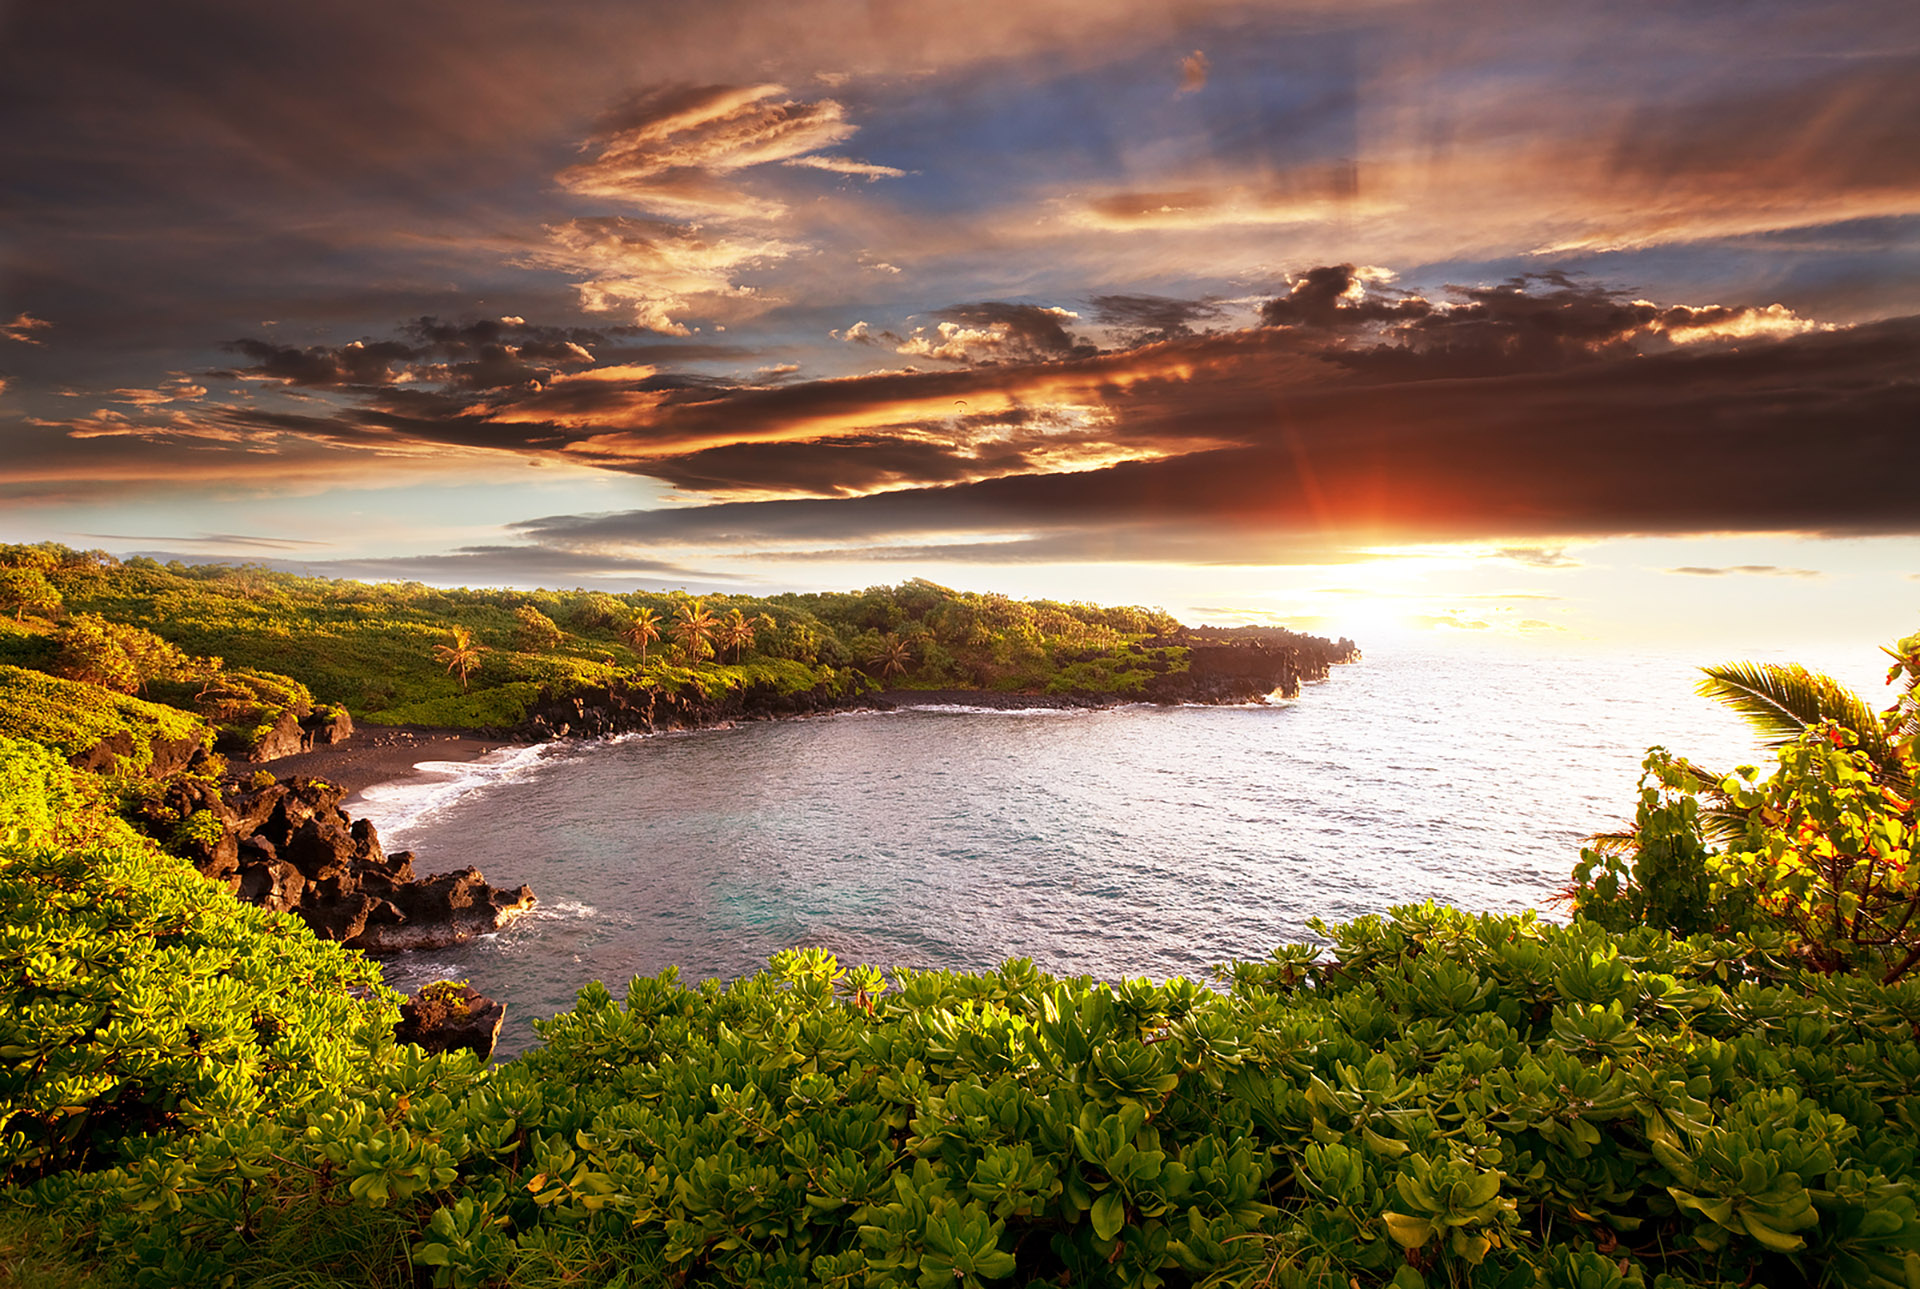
[356,642,1883,1057]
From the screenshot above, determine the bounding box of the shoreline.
[249,684,1283,799]
[252,724,515,797]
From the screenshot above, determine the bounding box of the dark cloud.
[1259,265,1431,329]
[226,317,610,391]
[499,314,1920,560]
[1260,269,1832,378]
[1089,294,1228,345]
[893,303,1100,365]
[631,434,1028,495]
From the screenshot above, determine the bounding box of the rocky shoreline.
[511,632,1361,741]
[94,631,1358,1060]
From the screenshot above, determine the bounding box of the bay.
[354,639,1891,1057]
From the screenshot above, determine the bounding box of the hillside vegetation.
[0,543,1351,749]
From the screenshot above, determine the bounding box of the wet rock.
[395,982,507,1061]
[213,774,535,953]
[354,868,538,953]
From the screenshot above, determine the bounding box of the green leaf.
[1090,1190,1126,1242]
[1383,1212,1434,1249]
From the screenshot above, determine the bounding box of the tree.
[868,633,914,682]
[1573,631,1920,981]
[52,613,190,695]
[514,604,562,651]
[0,567,61,622]
[671,598,718,664]
[433,626,483,692]
[718,609,770,663]
[621,608,661,664]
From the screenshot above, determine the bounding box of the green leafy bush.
[0,666,207,775]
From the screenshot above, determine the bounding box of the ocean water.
[351,640,1893,1057]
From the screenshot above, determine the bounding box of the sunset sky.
[2,0,1916,651]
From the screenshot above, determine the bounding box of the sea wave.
[346,743,553,845]
[896,703,1090,717]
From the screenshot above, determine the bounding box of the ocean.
[351,638,1893,1057]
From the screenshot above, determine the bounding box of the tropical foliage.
[0,546,1214,734]
[1572,630,1920,984]
[13,537,1920,1286]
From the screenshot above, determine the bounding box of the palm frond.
[1697,661,1889,761]
[1581,830,1638,857]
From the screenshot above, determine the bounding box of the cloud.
[108,544,732,592]
[562,84,854,193]
[527,218,795,334]
[1089,294,1228,345]
[80,531,334,551]
[1668,565,1822,578]
[894,303,1098,365]
[1177,50,1209,95]
[1,312,53,344]
[1260,267,1829,376]
[783,156,907,180]
[1492,546,1578,569]
[38,269,1913,568]
[488,311,1920,562]
[110,377,209,406]
[1063,52,1920,257]
[225,317,612,391]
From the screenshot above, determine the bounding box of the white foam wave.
[528,899,599,922]
[901,704,1087,717]
[347,742,553,844]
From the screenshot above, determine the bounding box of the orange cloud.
[529,217,794,334]
[1,312,52,345]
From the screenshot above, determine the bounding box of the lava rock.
[395,983,507,1061]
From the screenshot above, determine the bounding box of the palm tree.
[621,607,662,664]
[671,598,719,664]
[718,609,769,663]
[1696,661,1900,775]
[433,626,483,692]
[1588,652,1920,853]
[868,633,913,682]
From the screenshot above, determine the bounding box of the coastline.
[252,724,513,796]
[251,678,1308,801]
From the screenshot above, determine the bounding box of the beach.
[252,725,511,796]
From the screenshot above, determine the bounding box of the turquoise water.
[354,640,1889,1057]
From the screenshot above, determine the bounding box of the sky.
[2,0,1916,654]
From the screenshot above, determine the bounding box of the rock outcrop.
[506,630,1361,738]
[149,774,536,952]
[70,730,208,779]
[515,677,854,741]
[1143,629,1361,704]
[229,703,357,762]
[395,982,507,1061]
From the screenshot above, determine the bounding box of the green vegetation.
[10,536,1920,1285]
[0,666,207,776]
[0,544,1202,740]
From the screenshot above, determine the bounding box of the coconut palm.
[433,626,483,692]
[868,633,913,682]
[622,607,662,664]
[671,598,719,664]
[1588,650,1920,854]
[718,609,771,663]
[1696,661,1899,773]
